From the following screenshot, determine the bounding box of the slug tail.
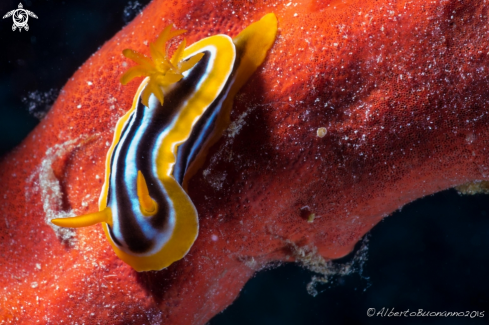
[52,207,113,228]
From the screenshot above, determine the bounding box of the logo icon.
[3,3,38,32]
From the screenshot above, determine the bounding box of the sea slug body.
[52,13,278,271]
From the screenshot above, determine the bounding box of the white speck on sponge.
[317,127,327,138]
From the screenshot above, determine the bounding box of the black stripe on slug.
[107,52,211,254]
[173,52,242,185]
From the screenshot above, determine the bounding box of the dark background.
[1,1,488,324]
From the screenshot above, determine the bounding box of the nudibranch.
[52,13,277,271]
